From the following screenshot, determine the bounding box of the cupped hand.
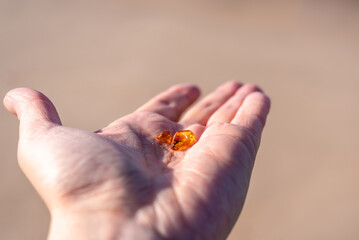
[3,81,270,240]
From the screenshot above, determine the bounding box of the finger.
[207,84,262,125]
[181,81,242,125]
[136,84,200,122]
[231,91,271,141]
[3,88,62,136]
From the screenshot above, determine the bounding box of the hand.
[3,81,270,240]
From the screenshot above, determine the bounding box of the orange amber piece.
[171,130,196,151]
[156,130,172,144]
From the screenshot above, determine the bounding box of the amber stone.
[156,130,172,144]
[171,130,196,151]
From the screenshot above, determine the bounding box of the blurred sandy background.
[1,0,358,239]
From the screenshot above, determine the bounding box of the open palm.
[4,81,270,240]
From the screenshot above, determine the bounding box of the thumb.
[3,88,62,136]
[4,88,63,206]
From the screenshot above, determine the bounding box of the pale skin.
[3,81,270,240]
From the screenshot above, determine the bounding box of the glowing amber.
[156,130,172,144]
[156,130,196,151]
[171,130,196,151]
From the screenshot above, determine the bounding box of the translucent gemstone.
[171,130,196,151]
[156,130,172,144]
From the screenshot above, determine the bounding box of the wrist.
[48,209,161,240]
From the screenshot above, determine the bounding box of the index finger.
[136,84,201,122]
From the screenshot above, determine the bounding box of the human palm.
[4,81,270,240]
